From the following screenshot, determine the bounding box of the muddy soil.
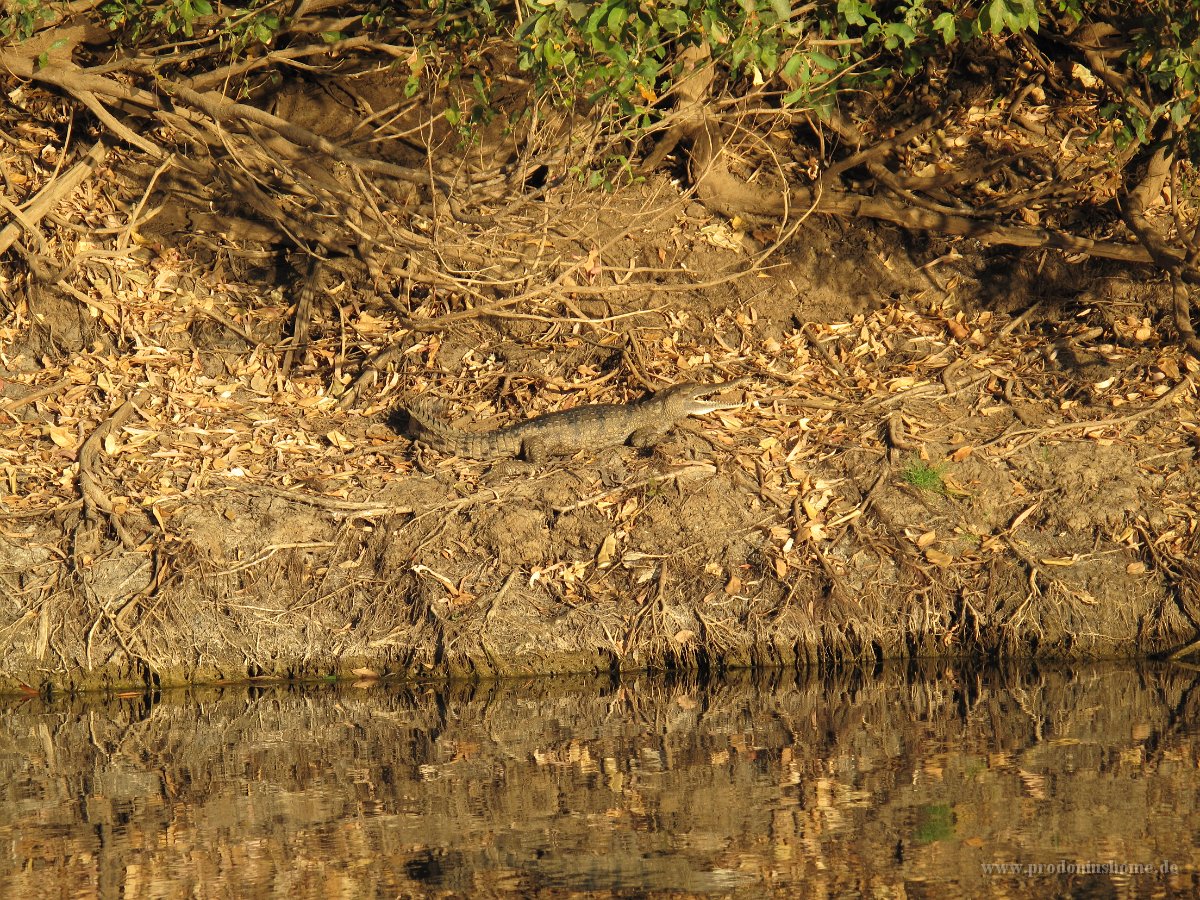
[3,105,1200,691]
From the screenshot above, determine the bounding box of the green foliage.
[223,3,283,50]
[504,0,1200,176]
[1106,1,1200,153]
[397,2,509,137]
[512,1,1060,128]
[0,0,55,41]
[100,0,213,40]
[5,0,1199,166]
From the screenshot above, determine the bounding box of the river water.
[0,663,1195,897]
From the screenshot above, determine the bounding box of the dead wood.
[77,390,149,548]
[0,139,107,258]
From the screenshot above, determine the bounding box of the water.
[0,663,1196,898]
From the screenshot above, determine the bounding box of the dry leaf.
[800,522,828,542]
[725,573,741,594]
[925,549,952,567]
[673,629,696,645]
[916,531,937,549]
[326,429,353,450]
[47,425,74,448]
[700,222,743,251]
[596,533,618,568]
[946,318,969,341]
[1010,503,1040,531]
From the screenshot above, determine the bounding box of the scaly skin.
[402,378,746,462]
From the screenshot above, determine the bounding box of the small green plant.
[101,0,213,41]
[901,460,946,494]
[0,0,55,42]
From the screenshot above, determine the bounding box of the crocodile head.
[665,378,748,416]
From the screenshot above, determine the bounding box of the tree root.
[0,139,107,258]
[77,390,148,549]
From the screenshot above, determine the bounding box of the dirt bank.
[3,162,1199,692]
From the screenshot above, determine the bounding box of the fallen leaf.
[596,533,618,567]
[326,429,353,450]
[48,425,74,448]
[925,549,952,567]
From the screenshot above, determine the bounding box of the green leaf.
[606,4,627,35]
[981,0,1003,34]
[782,86,808,106]
[838,0,876,27]
[193,0,212,14]
[884,22,916,49]
[812,92,835,122]
[839,0,864,27]
[933,11,956,44]
[657,7,687,30]
[810,50,839,71]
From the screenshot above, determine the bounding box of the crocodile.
[401,378,747,462]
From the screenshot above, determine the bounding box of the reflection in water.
[0,663,1197,897]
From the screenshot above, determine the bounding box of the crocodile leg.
[520,435,549,463]
[628,424,673,449]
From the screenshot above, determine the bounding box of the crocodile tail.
[400,395,471,453]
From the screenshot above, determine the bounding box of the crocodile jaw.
[682,398,743,416]
[680,379,747,416]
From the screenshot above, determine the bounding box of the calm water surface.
[0,663,1197,898]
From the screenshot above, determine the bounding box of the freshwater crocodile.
[401,378,747,462]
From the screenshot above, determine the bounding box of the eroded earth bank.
[6,8,1200,692]
[4,177,1200,692]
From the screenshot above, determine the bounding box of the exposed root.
[77,389,149,549]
